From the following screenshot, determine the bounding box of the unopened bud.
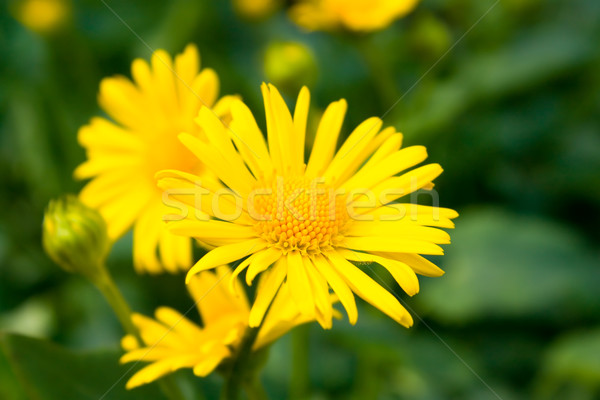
[264,41,317,95]
[42,195,109,281]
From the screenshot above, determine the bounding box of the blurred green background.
[1,0,599,399]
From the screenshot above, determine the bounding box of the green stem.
[221,326,266,400]
[92,265,188,400]
[242,376,268,400]
[290,325,310,400]
[93,269,138,338]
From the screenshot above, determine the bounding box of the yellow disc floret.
[251,177,348,255]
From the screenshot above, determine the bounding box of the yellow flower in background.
[12,0,70,34]
[290,0,419,32]
[75,44,237,274]
[121,266,321,389]
[157,84,457,329]
[232,0,282,20]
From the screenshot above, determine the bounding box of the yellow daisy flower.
[120,266,321,389]
[157,84,457,329]
[289,0,420,32]
[75,44,236,273]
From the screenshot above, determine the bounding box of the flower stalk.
[221,326,267,400]
[42,196,186,400]
[91,265,187,400]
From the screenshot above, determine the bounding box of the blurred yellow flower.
[232,0,282,19]
[13,0,70,34]
[75,44,237,274]
[158,84,457,329]
[121,266,321,389]
[290,0,419,32]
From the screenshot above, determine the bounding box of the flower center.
[251,177,348,255]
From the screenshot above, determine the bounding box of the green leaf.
[418,208,600,323]
[0,333,165,400]
[537,328,600,397]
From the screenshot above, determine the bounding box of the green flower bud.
[42,195,110,281]
[264,41,317,95]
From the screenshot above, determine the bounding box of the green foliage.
[0,0,599,398]
[0,333,163,399]
[418,208,600,323]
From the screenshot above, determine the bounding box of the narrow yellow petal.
[188,266,250,324]
[229,99,273,177]
[293,86,310,170]
[364,204,456,229]
[193,108,257,188]
[98,76,147,130]
[192,349,230,377]
[98,184,153,240]
[179,132,254,195]
[229,253,256,295]
[125,356,199,389]
[190,68,219,113]
[370,163,444,206]
[359,131,403,172]
[324,117,382,182]
[121,335,139,352]
[305,99,347,178]
[78,171,139,208]
[268,83,298,174]
[287,251,315,317]
[342,236,444,255]
[186,239,265,283]
[154,307,203,341]
[262,82,284,174]
[338,249,420,296]
[326,251,413,327]
[342,146,428,191]
[374,252,445,277]
[345,222,451,244]
[249,258,287,327]
[312,255,358,325]
[151,49,179,118]
[246,247,282,285]
[304,257,333,328]
[158,228,179,273]
[77,117,142,152]
[174,44,201,115]
[132,201,163,274]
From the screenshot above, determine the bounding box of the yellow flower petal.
[287,251,315,317]
[305,99,347,178]
[338,249,420,296]
[326,251,413,327]
[374,252,445,277]
[293,86,310,169]
[324,117,382,183]
[186,238,266,283]
[342,146,428,191]
[342,237,444,255]
[249,259,287,327]
[312,255,358,325]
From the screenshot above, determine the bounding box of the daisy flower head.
[120,266,321,389]
[157,84,457,329]
[75,44,237,274]
[289,0,420,32]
